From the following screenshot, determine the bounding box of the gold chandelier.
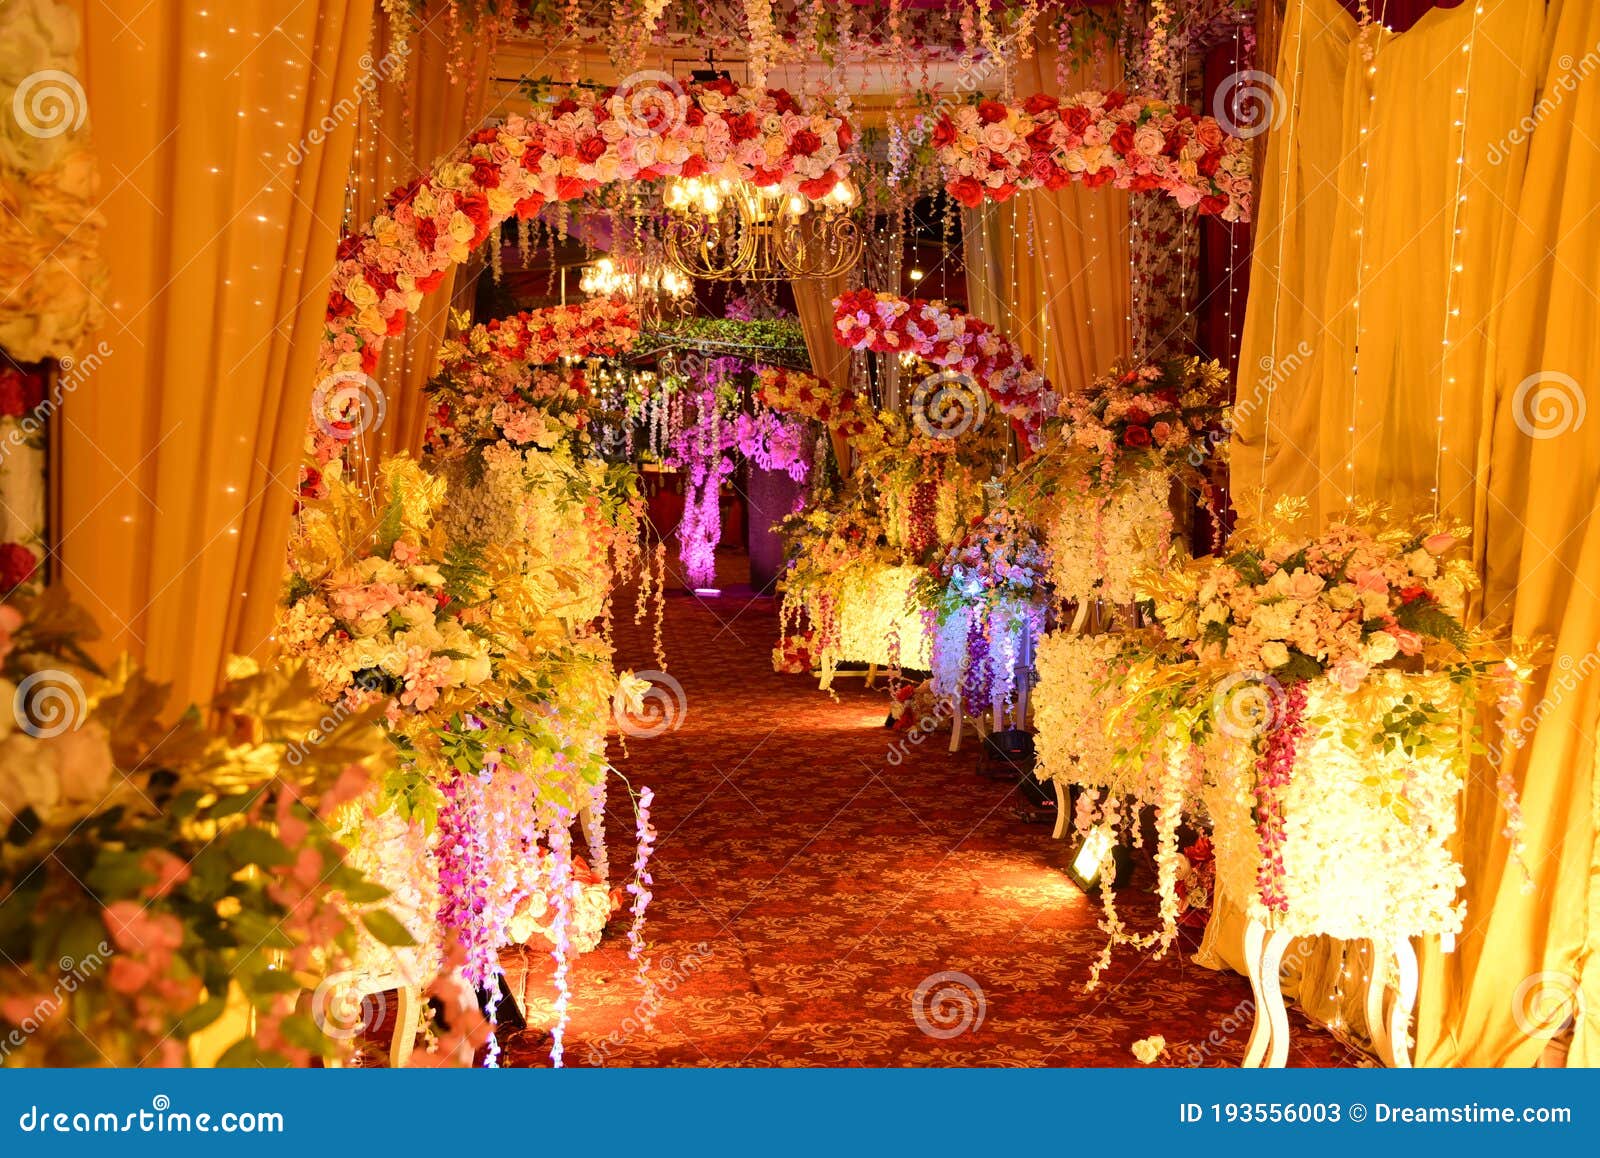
[661,177,862,282]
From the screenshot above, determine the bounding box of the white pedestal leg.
[1260,930,1291,1068]
[1242,919,1270,1068]
[1051,780,1070,840]
[1388,938,1419,1069]
[1364,939,1393,1065]
[1242,920,1292,1068]
[390,985,420,1068]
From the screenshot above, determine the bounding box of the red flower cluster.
[756,368,869,437]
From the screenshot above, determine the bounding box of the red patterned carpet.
[497,555,1367,1068]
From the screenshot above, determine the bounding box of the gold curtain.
[1454,0,1600,1068]
[994,40,1131,393]
[58,0,374,709]
[1222,0,1597,1066]
[347,5,496,470]
[792,270,855,473]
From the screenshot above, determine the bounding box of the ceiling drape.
[58,0,374,708]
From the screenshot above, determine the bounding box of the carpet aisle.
[499,557,1365,1067]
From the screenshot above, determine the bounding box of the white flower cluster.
[1046,467,1175,604]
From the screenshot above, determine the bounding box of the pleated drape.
[59,0,374,709]
[1222,0,1597,1066]
[346,5,496,470]
[992,41,1131,393]
[792,270,856,473]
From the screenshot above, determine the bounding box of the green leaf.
[223,827,293,869]
[210,785,264,819]
[360,910,417,947]
[215,1038,264,1068]
[176,994,229,1036]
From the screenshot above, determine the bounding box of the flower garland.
[832,290,1056,439]
[756,366,870,437]
[664,386,739,589]
[439,298,639,369]
[320,79,853,378]
[932,91,1252,222]
[1251,680,1306,915]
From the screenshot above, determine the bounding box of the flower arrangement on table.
[931,91,1252,222]
[921,506,1050,716]
[832,290,1056,442]
[1085,500,1532,972]
[282,455,654,1065]
[319,78,852,377]
[852,410,997,564]
[1013,356,1231,606]
[0,587,419,1067]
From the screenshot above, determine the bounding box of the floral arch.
[317,76,853,385]
[831,289,1057,446]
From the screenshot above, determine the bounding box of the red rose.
[469,155,501,189]
[789,128,821,157]
[773,89,800,115]
[1123,426,1152,448]
[728,112,759,141]
[0,369,43,418]
[753,166,786,187]
[990,182,1017,202]
[1110,122,1136,154]
[336,233,364,262]
[684,105,705,127]
[553,98,579,117]
[948,176,985,207]
[1199,194,1228,216]
[0,543,38,592]
[1105,90,1128,107]
[1125,407,1151,425]
[837,120,853,150]
[1399,585,1428,603]
[1065,107,1093,134]
[931,117,958,149]
[1197,150,1221,178]
[1082,168,1114,188]
[680,154,708,178]
[798,175,837,200]
[708,77,736,97]
[1022,93,1059,116]
[578,136,607,163]
[555,175,589,201]
[415,269,449,294]
[385,310,408,336]
[977,99,1009,125]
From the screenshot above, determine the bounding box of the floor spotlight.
[692,587,722,597]
[1065,824,1133,893]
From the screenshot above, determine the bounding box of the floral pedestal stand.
[1240,921,1420,1069]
